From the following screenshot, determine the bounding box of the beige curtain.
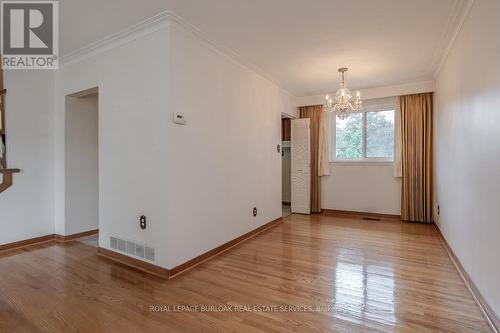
[299,105,328,213]
[400,93,433,223]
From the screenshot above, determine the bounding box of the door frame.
[281,113,295,216]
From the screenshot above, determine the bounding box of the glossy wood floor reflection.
[0,214,493,333]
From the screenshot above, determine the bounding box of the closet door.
[291,118,310,214]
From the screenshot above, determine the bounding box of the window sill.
[329,160,393,166]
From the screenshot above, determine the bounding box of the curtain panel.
[399,93,433,223]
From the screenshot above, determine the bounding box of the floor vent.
[109,236,155,262]
[363,217,381,221]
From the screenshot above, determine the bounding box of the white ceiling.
[59,0,462,96]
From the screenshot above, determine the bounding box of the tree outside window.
[334,110,394,161]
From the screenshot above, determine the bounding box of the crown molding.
[59,11,173,67]
[432,0,475,78]
[296,80,435,107]
[58,10,295,97]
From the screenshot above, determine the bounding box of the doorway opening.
[281,113,293,217]
[65,87,99,247]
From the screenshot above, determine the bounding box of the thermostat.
[173,112,186,125]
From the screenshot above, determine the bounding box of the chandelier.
[323,67,362,119]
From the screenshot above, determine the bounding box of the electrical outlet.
[253,207,258,217]
[139,215,147,230]
[437,205,440,215]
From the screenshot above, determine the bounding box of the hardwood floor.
[0,214,493,332]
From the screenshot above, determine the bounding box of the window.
[331,109,395,162]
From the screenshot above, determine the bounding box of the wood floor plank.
[0,214,493,332]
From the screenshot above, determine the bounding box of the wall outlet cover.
[173,112,186,125]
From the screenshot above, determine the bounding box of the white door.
[291,118,310,214]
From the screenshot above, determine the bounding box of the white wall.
[54,19,296,270]
[320,97,401,215]
[164,24,296,268]
[55,26,170,267]
[321,163,401,215]
[65,93,98,235]
[434,0,500,317]
[0,70,55,245]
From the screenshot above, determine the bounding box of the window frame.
[329,100,396,163]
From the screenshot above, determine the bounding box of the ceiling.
[59,0,461,96]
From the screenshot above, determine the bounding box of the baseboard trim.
[3,218,283,280]
[97,247,171,279]
[321,209,401,221]
[434,223,499,333]
[97,217,283,279]
[55,229,99,243]
[0,234,55,253]
[169,217,283,278]
[0,229,99,253]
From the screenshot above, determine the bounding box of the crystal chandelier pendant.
[323,67,362,118]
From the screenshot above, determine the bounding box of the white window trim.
[329,98,396,163]
[331,160,393,166]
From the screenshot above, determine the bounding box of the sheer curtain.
[318,109,330,177]
[393,97,403,178]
